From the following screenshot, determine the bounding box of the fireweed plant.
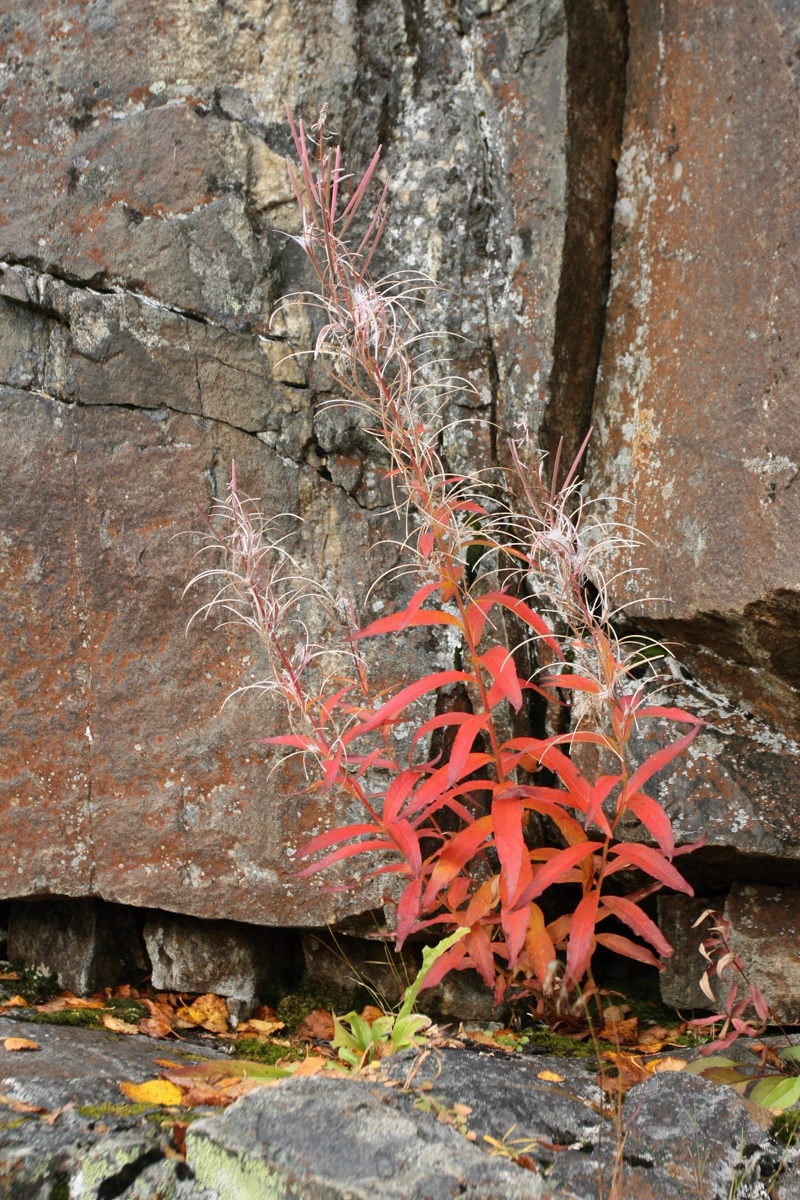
[187,110,707,1011]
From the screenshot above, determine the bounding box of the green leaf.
[683,1056,739,1075]
[779,1046,800,1064]
[749,1075,800,1111]
[397,928,470,1023]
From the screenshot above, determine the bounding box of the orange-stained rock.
[0,0,629,930]
[588,1,800,735]
[0,386,412,924]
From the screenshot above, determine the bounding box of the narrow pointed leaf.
[526,903,557,992]
[594,933,662,969]
[605,843,694,894]
[598,895,673,957]
[565,890,599,985]
[422,815,493,907]
[479,645,523,711]
[294,838,395,877]
[625,792,675,857]
[512,842,603,909]
[344,671,471,738]
[447,714,491,785]
[297,823,382,860]
[625,726,701,795]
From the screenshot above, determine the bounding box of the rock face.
[660,883,800,1023]
[0,0,627,927]
[1,0,800,1001]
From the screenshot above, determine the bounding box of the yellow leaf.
[3,1037,40,1052]
[3,996,28,1008]
[537,1069,565,1083]
[102,1014,139,1035]
[291,1056,326,1077]
[647,1056,687,1075]
[176,994,229,1034]
[119,1079,184,1106]
[238,1018,285,1036]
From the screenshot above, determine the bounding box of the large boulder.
[582,0,800,931]
[0,0,626,927]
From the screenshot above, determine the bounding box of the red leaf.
[625,726,701,795]
[396,877,424,947]
[526,904,557,992]
[605,843,693,894]
[409,756,493,813]
[598,895,673,957]
[411,711,475,755]
[294,838,395,877]
[636,705,703,724]
[389,818,422,877]
[344,671,472,738]
[584,774,621,833]
[447,714,491,785]
[594,933,663,968]
[625,792,675,857]
[540,674,601,694]
[354,582,461,639]
[464,592,563,659]
[566,890,599,985]
[261,734,326,752]
[512,842,603,909]
[297,823,381,860]
[383,770,421,824]
[493,796,526,898]
[479,645,523,711]
[464,926,496,988]
[416,940,469,992]
[422,816,493,907]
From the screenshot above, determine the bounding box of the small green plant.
[188,109,706,1015]
[333,929,467,1067]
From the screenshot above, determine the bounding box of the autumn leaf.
[537,1069,565,1082]
[36,993,104,1013]
[2,996,29,1008]
[0,972,20,981]
[120,1079,184,1106]
[3,1037,40,1052]
[236,1018,285,1037]
[291,1055,327,1077]
[0,1091,46,1114]
[102,1014,139,1036]
[647,1056,686,1075]
[296,1010,336,1041]
[175,993,229,1034]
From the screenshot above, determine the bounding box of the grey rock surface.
[8,899,148,996]
[144,911,297,1008]
[186,1074,545,1200]
[0,1017,226,1199]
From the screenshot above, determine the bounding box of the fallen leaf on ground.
[102,1014,139,1035]
[4,1037,40,1052]
[36,993,105,1013]
[597,1050,649,1093]
[236,1018,285,1037]
[43,1103,74,1126]
[175,993,229,1034]
[647,1056,686,1074]
[296,1010,335,1041]
[600,1016,639,1045]
[120,1079,184,1106]
[170,1122,188,1157]
[138,1018,175,1039]
[0,972,21,981]
[537,1069,565,1083]
[359,1006,385,1026]
[0,1092,47,1115]
[467,1030,515,1052]
[2,996,29,1008]
[290,1054,329,1077]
